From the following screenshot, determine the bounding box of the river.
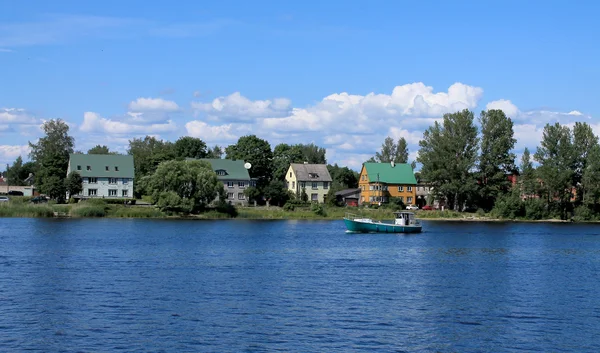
[1,218,599,352]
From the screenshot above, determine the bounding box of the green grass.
[0,203,55,217]
[110,207,165,218]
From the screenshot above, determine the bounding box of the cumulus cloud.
[486,99,519,117]
[80,112,177,134]
[0,108,38,124]
[185,120,244,143]
[191,92,292,122]
[128,97,179,112]
[0,145,30,164]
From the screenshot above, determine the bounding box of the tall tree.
[298,143,327,164]
[373,136,412,166]
[272,143,304,180]
[88,145,116,155]
[572,122,598,204]
[65,171,83,198]
[28,119,75,200]
[7,156,26,186]
[534,123,574,219]
[206,145,224,159]
[127,136,176,195]
[395,137,409,163]
[583,144,600,208]
[519,148,537,199]
[174,136,208,159]
[417,109,479,211]
[225,135,273,186]
[477,109,517,210]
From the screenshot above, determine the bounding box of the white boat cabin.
[394,212,418,226]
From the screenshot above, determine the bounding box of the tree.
[327,164,359,189]
[263,180,292,206]
[477,109,517,210]
[519,148,537,198]
[225,135,273,186]
[417,109,479,211]
[298,143,327,164]
[65,171,83,198]
[147,160,221,213]
[88,145,116,155]
[272,143,304,180]
[534,123,574,219]
[174,136,208,159]
[572,122,598,204]
[127,136,176,196]
[28,119,75,201]
[374,137,410,163]
[7,156,26,186]
[207,145,224,159]
[583,144,600,208]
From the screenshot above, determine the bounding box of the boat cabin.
[394,212,417,226]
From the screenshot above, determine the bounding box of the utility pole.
[6,164,8,194]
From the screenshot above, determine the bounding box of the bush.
[491,193,525,219]
[68,197,78,204]
[476,208,486,217]
[283,203,295,211]
[71,206,106,217]
[215,203,238,217]
[523,198,547,220]
[311,203,327,217]
[574,205,594,222]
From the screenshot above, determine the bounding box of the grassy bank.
[0,203,55,217]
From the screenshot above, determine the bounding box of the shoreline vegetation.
[0,197,582,223]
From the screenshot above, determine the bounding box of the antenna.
[244,162,252,169]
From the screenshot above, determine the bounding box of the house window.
[301,182,306,188]
[227,192,234,199]
[238,182,245,188]
[105,166,109,171]
[88,189,97,196]
[361,196,365,202]
[312,182,318,190]
[108,189,117,197]
[398,186,404,192]
[362,175,366,181]
[407,197,413,204]
[122,190,128,197]
[83,178,88,183]
[227,182,234,188]
[250,180,256,187]
[217,170,226,176]
[77,165,81,171]
[292,181,295,189]
[369,196,374,202]
[109,178,118,184]
[399,196,404,202]
[123,178,128,184]
[289,172,292,178]
[87,166,91,171]
[383,185,388,191]
[115,166,119,172]
[408,186,413,192]
[89,177,98,184]
[309,173,319,178]
[323,182,328,189]
[238,193,245,200]
[311,193,318,201]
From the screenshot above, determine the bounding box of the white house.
[67,154,135,199]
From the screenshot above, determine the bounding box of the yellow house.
[359,162,417,205]
[286,163,332,203]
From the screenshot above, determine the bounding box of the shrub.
[283,203,295,211]
[311,203,327,217]
[523,198,547,220]
[573,205,594,222]
[71,206,106,217]
[476,208,486,217]
[68,197,78,204]
[491,192,525,219]
[215,203,238,217]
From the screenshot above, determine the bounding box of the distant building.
[286,163,332,203]
[67,154,134,199]
[198,158,255,206]
[358,162,417,205]
[335,188,361,207]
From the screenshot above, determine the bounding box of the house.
[67,154,134,199]
[358,162,417,205]
[199,159,254,206]
[286,163,332,203]
[335,188,361,207]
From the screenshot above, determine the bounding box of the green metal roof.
[190,158,251,180]
[69,154,134,178]
[363,162,417,185]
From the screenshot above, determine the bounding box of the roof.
[363,162,417,185]
[197,158,251,180]
[290,163,332,182]
[69,154,134,178]
[335,188,361,197]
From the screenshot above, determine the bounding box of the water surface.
[1,218,599,352]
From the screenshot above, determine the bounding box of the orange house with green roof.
[358,162,417,205]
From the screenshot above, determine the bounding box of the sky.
[1,1,600,171]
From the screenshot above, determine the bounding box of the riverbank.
[0,201,581,223]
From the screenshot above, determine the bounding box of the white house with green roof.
[358,162,417,205]
[67,154,134,199]
[199,158,254,205]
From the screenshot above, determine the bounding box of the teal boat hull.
[343,218,422,233]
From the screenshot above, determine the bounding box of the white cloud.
[0,145,30,164]
[568,110,583,116]
[486,99,519,117]
[128,97,179,112]
[185,120,240,143]
[389,127,423,145]
[191,92,292,122]
[0,108,38,124]
[80,112,177,134]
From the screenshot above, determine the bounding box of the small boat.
[343,211,422,233]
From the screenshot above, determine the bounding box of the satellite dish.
[244,162,252,169]
[391,161,395,167]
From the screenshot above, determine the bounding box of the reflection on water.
[1,218,600,352]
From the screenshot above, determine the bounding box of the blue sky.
[1,1,599,170]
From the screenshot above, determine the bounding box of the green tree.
[374,137,410,163]
[272,143,304,180]
[519,148,537,198]
[534,123,574,219]
[65,171,83,198]
[298,143,327,164]
[243,186,262,205]
[7,156,26,186]
[327,163,359,189]
[583,144,600,208]
[28,119,75,201]
[88,145,116,155]
[147,160,220,213]
[127,136,176,196]
[225,135,273,186]
[207,145,224,159]
[417,109,479,211]
[572,122,599,204]
[174,136,208,159]
[477,109,517,210]
[263,180,292,206]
